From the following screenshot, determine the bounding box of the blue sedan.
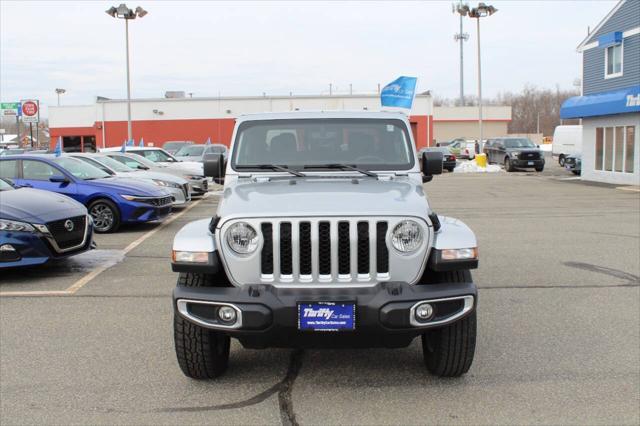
[0,155,173,233]
[0,178,95,268]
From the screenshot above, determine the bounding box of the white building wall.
[582,114,640,186]
[50,95,433,126]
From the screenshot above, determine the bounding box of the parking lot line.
[0,195,207,298]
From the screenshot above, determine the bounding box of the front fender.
[429,216,478,271]
[172,218,219,273]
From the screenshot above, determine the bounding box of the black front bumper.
[174,281,477,349]
[512,158,545,168]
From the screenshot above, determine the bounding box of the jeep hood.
[217,177,430,221]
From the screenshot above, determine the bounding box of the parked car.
[484,137,545,172]
[420,147,457,172]
[69,153,191,206]
[447,138,477,159]
[552,125,582,166]
[0,177,94,268]
[170,111,479,380]
[0,149,26,157]
[175,144,228,162]
[101,146,205,182]
[103,152,209,195]
[564,153,582,175]
[163,141,194,155]
[0,155,173,233]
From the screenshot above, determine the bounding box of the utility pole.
[453,2,469,106]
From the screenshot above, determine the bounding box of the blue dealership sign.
[560,85,640,119]
[381,76,418,109]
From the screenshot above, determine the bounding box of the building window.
[605,44,622,78]
[595,126,635,174]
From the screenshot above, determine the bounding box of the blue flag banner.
[139,137,144,147]
[127,139,135,146]
[120,140,127,153]
[54,137,62,157]
[380,76,418,109]
[205,137,211,146]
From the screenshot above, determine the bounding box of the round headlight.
[226,222,258,254]
[391,220,423,253]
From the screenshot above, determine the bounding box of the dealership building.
[48,93,511,152]
[561,0,639,186]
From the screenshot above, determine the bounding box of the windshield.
[425,147,451,154]
[129,149,176,162]
[208,145,227,154]
[163,142,192,151]
[504,138,536,148]
[176,145,205,157]
[52,157,110,180]
[96,156,135,172]
[232,119,414,171]
[0,178,14,191]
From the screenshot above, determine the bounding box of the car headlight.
[0,219,35,233]
[226,222,259,254]
[391,220,423,253]
[511,152,519,158]
[152,179,181,188]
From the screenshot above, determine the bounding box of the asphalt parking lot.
[1,160,639,425]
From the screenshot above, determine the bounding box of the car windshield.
[0,149,24,156]
[52,157,110,180]
[0,178,14,191]
[130,149,176,162]
[425,147,451,154]
[96,156,135,172]
[232,118,414,171]
[176,145,205,157]
[163,142,191,151]
[208,145,227,154]
[504,138,536,148]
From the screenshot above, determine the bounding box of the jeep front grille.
[218,217,431,287]
[259,219,389,284]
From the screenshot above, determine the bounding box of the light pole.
[106,4,148,142]
[55,88,66,106]
[452,2,469,106]
[455,2,497,147]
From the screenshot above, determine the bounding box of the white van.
[552,125,582,166]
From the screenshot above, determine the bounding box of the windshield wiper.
[236,164,306,177]
[303,164,378,178]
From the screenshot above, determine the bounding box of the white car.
[101,147,205,177]
[69,153,191,206]
[552,125,582,166]
[103,152,209,195]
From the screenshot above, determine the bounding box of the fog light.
[217,306,237,324]
[415,303,434,321]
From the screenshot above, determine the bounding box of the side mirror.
[137,165,149,170]
[203,153,225,181]
[49,175,69,183]
[421,151,443,183]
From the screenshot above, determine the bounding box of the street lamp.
[106,4,148,142]
[55,88,66,106]
[456,2,497,148]
[452,2,470,106]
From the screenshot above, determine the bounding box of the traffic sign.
[21,100,39,123]
[0,102,20,116]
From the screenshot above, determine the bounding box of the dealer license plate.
[298,302,355,331]
[528,161,534,165]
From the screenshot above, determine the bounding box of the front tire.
[174,273,230,379]
[504,157,514,172]
[421,270,477,377]
[88,198,120,233]
[535,166,544,172]
[558,155,565,166]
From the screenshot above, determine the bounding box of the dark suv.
[484,137,544,172]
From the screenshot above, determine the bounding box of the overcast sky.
[1,0,617,116]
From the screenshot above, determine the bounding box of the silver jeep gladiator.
[171,111,478,378]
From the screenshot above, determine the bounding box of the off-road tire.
[504,157,514,172]
[421,269,477,377]
[558,155,565,166]
[174,272,230,379]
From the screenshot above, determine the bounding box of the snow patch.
[453,160,502,173]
